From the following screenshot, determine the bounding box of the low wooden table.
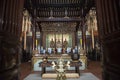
[39,61,82,76]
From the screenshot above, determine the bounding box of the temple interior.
[0,0,120,80]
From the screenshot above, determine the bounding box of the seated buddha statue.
[50,38,55,48]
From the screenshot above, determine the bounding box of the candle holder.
[52,57,70,80]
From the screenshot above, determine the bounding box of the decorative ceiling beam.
[35,3,83,8]
[36,17,81,22]
[34,0,82,4]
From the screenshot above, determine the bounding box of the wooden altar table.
[39,61,82,76]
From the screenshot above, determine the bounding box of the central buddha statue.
[56,39,62,48]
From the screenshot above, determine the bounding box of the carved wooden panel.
[41,22,77,32]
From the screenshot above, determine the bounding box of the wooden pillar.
[96,0,120,80]
[75,22,80,53]
[0,0,24,80]
[62,31,63,53]
[90,18,95,49]
[34,19,37,50]
[40,31,43,48]
[75,31,78,52]
[38,24,41,51]
[74,31,77,47]
[55,32,56,49]
[32,9,37,50]
[32,21,35,50]
[81,19,86,50]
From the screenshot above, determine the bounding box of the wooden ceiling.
[24,0,95,22]
[24,0,95,32]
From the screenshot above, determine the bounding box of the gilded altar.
[32,54,87,71]
[32,22,87,71]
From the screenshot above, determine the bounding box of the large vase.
[71,53,80,61]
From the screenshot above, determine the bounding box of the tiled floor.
[20,60,102,80]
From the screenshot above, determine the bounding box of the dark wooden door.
[96,0,120,80]
[0,0,24,80]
